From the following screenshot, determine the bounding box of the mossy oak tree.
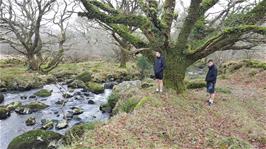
[83,0,265,92]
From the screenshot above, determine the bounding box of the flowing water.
[0,84,111,149]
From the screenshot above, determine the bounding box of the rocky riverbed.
[0,83,112,149]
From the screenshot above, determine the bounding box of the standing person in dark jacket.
[154,51,165,93]
[205,59,218,106]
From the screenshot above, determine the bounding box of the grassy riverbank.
[0,59,140,91]
[62,60,266,148]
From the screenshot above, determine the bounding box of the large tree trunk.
[164,54,189,93]
[27,54,39,71]
[120,48,128,68]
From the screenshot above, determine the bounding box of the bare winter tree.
[40,0,77,72]
[76,0,141,68]
[47,0,77,51]
[0,0,57,71]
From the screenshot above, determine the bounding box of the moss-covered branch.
[79,0,149,28]
[175,0,218,50]
[110,24,148,48]
[89,0,119,15]
[227,0,266,26]
[188,25,266,61]
[161,0,176,47]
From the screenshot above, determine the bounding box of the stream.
[0,83,112,149]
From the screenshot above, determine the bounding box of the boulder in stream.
[34,89,52,97]
[83,92,92,97]
[28,95,37,99]
[0,106,10,119]
[25,117,36,126]
[7,129,63,149]
[64,112,73,120]
[68,80,86,89]
[56,119,68,130]
[72,107,84,115]
[113,80,141,93]
[76,71,92,82]
[86,82,104,94]
[6,101,22,111]
[88,100,95,104]
[15,107,32,115]
[25,101,49,111]
[104,82,117,89]
[20,95,27,100]
[41,119,54,130]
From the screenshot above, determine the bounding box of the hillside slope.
[63,61,266,149]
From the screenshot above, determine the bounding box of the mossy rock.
[99,104,112,113]
[34,89,52,97]
[0,106,10,119]
[24,101,49,110]
[141,78,154,88]
[8,77,43,91]
[64,122,97,144]
[6,101,22,111]
[86,82,104,94]
[218,137,252,149]
[186,80,206,89]
[76,71,92,82]
[7,129,63,149]
[68,80,86,89]
[41,119,54,130]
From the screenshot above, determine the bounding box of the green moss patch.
[100,92,120,113]
[24,101,49,110]
[218,137,252,149]
[8,129,63,149]
[76,71,92,82]
[0,106,10,119]
[6,101,22,111]
[34,89,52,97]
[134,96,151,110]
[115,98,139,114]
[86,82,104,94]
[216,87,232,94]
[244,59,266,70]
[186,80,206,89]
[65,122,99,144]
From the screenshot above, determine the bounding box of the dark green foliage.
[119,98,139,113]
[136,55,152,79]
[100,92,120,114]
[244,60,266,70]
[76,71,92,82]
[107,92,120,109]
[186,80,206,89]
[191,17,209,40]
